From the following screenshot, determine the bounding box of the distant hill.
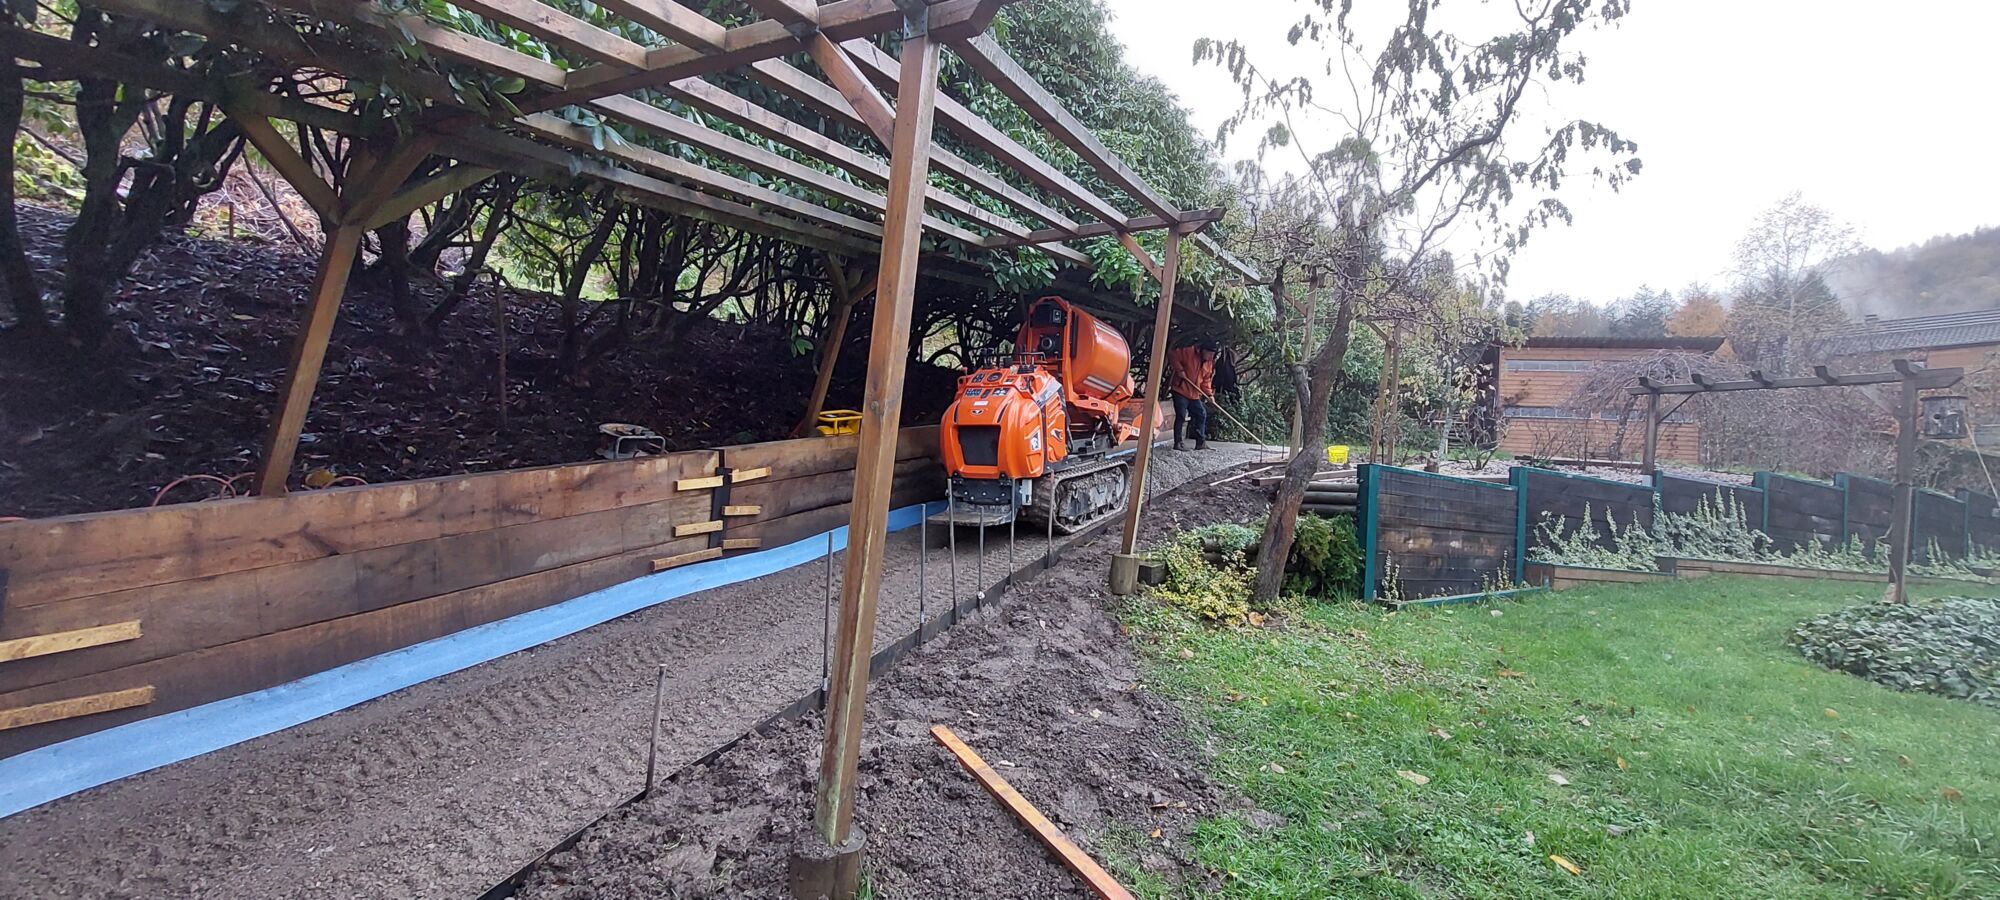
[1827,227,2000,318]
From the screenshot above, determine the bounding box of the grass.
[1125,577,2000,899]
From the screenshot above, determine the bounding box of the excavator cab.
[935,297,1139,534]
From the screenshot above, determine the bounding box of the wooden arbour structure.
[2,2,1257,894]
[1633,360,1964,604]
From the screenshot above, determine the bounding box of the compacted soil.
[514,459,1276,899]
[0,446,1268,900]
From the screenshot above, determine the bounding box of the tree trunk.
[1254,284,1358,602]
[557,201,621,374]
[373,218,420,333]
[0,57,47,333]
[424,181,517,335]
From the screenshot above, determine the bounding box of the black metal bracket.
[709,459,733,551]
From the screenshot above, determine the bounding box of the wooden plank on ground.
[0,685,153,732]
[0,621,142,664]
[652,547,723,572]
[931,725,1135,900]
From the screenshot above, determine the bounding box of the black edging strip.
[476,505,1126,900]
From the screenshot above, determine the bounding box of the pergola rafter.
[11,5,1262,888]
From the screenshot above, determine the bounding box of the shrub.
[1529,503,1660,572]
[1154,529,1254,624]
[1791,596,2000,709]
[1286,512,1362,598]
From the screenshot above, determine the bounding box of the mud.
[0,445,1265,899]
[515,457,1275,900]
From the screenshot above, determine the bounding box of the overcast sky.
[1097,0,2000,304]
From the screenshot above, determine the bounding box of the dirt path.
[0,445,1268,900]
[515,459,1275,899]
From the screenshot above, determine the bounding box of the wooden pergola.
[1633,360,1964,606]
[1,2,1254,893]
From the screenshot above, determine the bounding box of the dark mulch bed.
[0,205,956,519]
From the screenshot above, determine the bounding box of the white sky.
[1098,0,2000,303]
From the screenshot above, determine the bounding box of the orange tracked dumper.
[936,296,1142,533]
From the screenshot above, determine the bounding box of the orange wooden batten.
[930,724,1136,900]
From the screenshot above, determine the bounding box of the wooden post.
[1641,390,1661,475]
[795,255,872,436]
[803,18,940,889]
[253,224,364,494]
[1887,361,1920,605]
[248,129,434,495]
[1116,227,1186,558]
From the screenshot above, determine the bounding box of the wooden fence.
[1358,466,1517,603]
[1351,464,1997,604]
[0,427,945,759]
[1754,472,1845,553]
[1657,472,1766,532]
[1512,467,1654,558]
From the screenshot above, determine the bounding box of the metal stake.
[645,663,667,795]
[948,480,959,621]
[1008,515,1016,590]
[976,516,986,608]
[822,530,833,697]
[918,501,928,644]
[1046,500,1056,571]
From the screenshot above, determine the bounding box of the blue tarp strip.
[0,501,939,819]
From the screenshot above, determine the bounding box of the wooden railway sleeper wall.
[0,426,946,760]
[1350,463,1998,603]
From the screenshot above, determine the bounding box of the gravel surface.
[514,458,1277,899]
[0,444,1263,900]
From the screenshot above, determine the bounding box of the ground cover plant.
[1792,596,2000,709]
[1128,576,2000,898]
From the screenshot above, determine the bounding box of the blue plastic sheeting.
[0,501,940,819]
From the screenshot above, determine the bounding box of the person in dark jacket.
[1166,338,1218,450]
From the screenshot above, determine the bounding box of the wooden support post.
[1370,322,1404,463]
[253,224,365,495]
[1887,361,1921,605]
[1289,288,1318,453]
[803,18,941,890]
[1116,227,1186,558]
[250,134,434,495]
[795,255,874,436]
[1641,391,1661,475]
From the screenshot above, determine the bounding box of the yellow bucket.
[815,409,863,436]
[1325,444,1350,465]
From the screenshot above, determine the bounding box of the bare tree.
[1201,0,1642,601]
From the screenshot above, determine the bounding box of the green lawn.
[1125,578,2000,899]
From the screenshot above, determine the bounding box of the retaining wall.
[1353,463,1997,604]
[0,427,951,758]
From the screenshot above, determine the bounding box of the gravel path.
[0,444,1264,900]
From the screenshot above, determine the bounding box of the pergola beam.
[840,37,1131,225]
[546,0,1016,110]
[744,0,819,27]
[983,208,1225,249]
[1631,367,1964,395]
[953,33,1182,222]
[593,0,728,52]
[741,55,1081,233]
[449,0,651,69]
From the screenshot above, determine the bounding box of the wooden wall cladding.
[0,426,947,759]
[1964,490,2000,555]
[1912,490,1968,563]
[1364,466,1518,602]
[1515,468,1654,557]
[1657,473,1765,533]
[1755,473,1843,553]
